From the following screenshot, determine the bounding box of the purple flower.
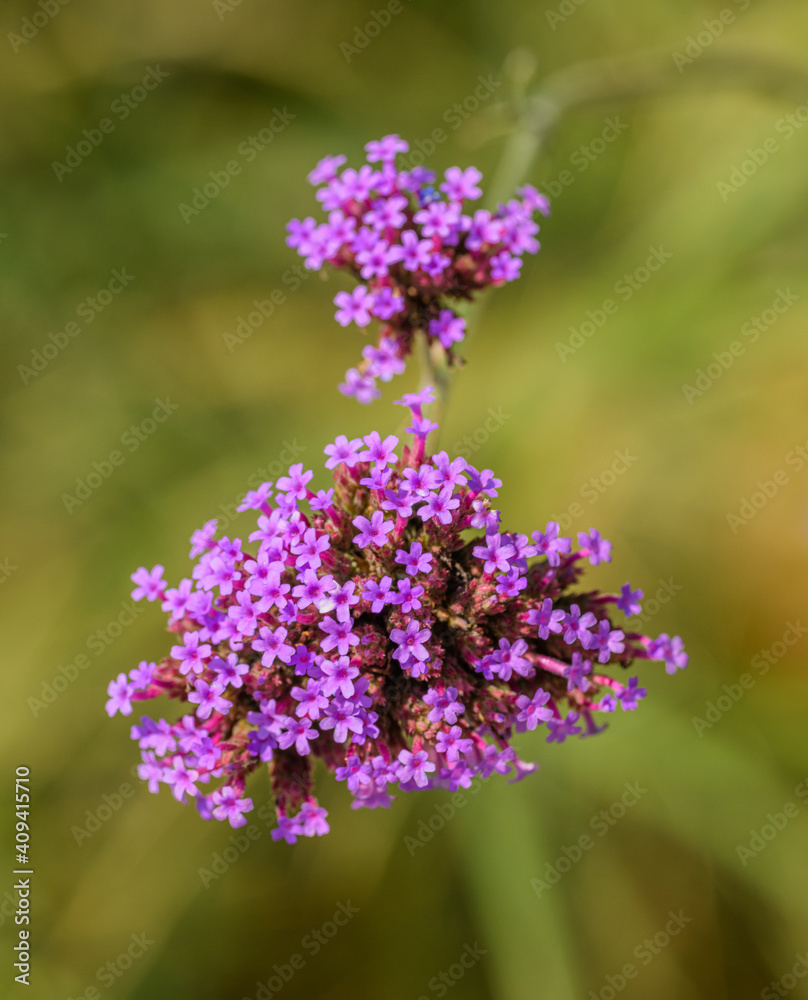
[324,434,364,469]
[326,580,359,622]
[528,598,565,640]
[361,575,394,612]
[279,718,319,755]
[428,310,466,349]
[590,621,625,664]
[131,565,167,602]
[618,583,643,617]
[307,154,346,185]
[490,638,532,681]
[334,287,372,327]
[647,633,688,675]
[359,431,399,466]
[106,674,135,717]
[423,686,464,725]
[562,604,597,647]
[162,578,194,620]
[436,726,473,762]
[441,165,482,202]
[369,287,405,320]
[395,542,434,577]
[546,711,582,744]
[227,590,260,636]
[335,755,373,792]
[531,522,571,568]
[271,815,299,844]
[387,230,433,271]
[320,657,360,698]
[292,528,330,570]
[188,679,232,720]
[320,699,363,743]
[276,463,313,500]
[396,748,435,787]
[418,486,460,525]
[391,578,424,613]
[363,337,405,381]
[617,677,647,711]
[490,251,522,282]
[319,616,359,656]
[211,653,249,688]
[171,632,211,676]
[364,134,408,163]
[473,532,515,575]
[296,800,330,836]
[352,511,394,548]
[165,759,199,802]
[339,368,380,405]
[211,787,254,828]
[514,689,553,732]
[254,625,295,667]
[516,184,551,217]
[578,528,612,566]
[564,652,592,692]
[390,620,431,663]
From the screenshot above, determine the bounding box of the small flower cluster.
[109,388,686,843]
[286,135,550,404]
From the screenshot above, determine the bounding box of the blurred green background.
[2,0,808,998]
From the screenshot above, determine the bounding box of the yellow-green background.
[2,0,808,998]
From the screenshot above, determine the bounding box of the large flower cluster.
[286,134,550,404]
[108,388,686,844]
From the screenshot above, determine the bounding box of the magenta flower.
[111,390,685,843]
[287,137,550,402]
[131,564,167,602]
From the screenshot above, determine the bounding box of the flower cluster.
[109,387,686,843]
[286,134,550,404]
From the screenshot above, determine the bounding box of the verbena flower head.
[286,135,550,404]
[109,388,686,843]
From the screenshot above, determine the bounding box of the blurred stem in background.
[420,45,808,446]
